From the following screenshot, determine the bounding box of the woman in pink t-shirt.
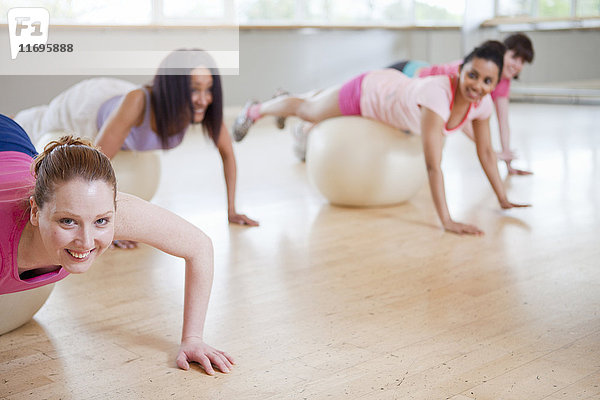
[1,118,234,375]
[232,41,530,236]
[390,33,535,175]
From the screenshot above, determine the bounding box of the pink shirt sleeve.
[418,60,461,78]
[415,77,452,123]
[491,78,511,100]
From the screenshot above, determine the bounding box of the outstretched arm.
[472,118,531,209]
[94,90,145,159]
[216,122,259,226]
[494,97,532,175]
[421,107,483,235]
[113,192,235,374]
[494,97,512,162]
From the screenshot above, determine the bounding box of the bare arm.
[94,90,145,159]
[113,192,234,374]
[472,118,531,209]
[494,97,512,160]
[421,107,483,235]
[494,97,532,175]
[216,123,259,226]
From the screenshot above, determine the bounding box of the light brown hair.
[32,136,117,208]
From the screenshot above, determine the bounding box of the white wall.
[224,28,460,105]
[505,29,600,84]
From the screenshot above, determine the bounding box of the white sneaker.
[292,121,311,162]
[232,100,258,142]
[272,88,290,130]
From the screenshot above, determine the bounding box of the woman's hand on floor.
[507,165,533,176]
[228,212,259,226]
[443,220,484,236]
[499,200,531,209]
[176,336,235,375]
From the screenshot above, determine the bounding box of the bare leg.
[260,86,343,124]
[232,86,342,142]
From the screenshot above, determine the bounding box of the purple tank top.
[96,87,186,151]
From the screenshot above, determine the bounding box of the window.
[538,0,571,18]
[496,0,600,17]
[577,0,600,16]
[0,0,465,26]
[237,0,462,26]
[497,0,533,16]
[162,0,226,22]
[0,0,151,24]
[237,0,296,24]
[416,0,464,25]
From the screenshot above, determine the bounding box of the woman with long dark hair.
[14,50,258,232]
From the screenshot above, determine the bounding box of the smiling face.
[190,67,214,123]
[30,178,115,274]
[458,57,500,103]
[502,49,525,80]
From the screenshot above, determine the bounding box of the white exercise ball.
[306,117,426,207]
[35,132,161,201]
[0,284,54,335]
[110,150,161,201]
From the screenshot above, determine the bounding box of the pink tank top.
[0,151,69,294]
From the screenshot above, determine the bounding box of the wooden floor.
[1,103,599,399]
